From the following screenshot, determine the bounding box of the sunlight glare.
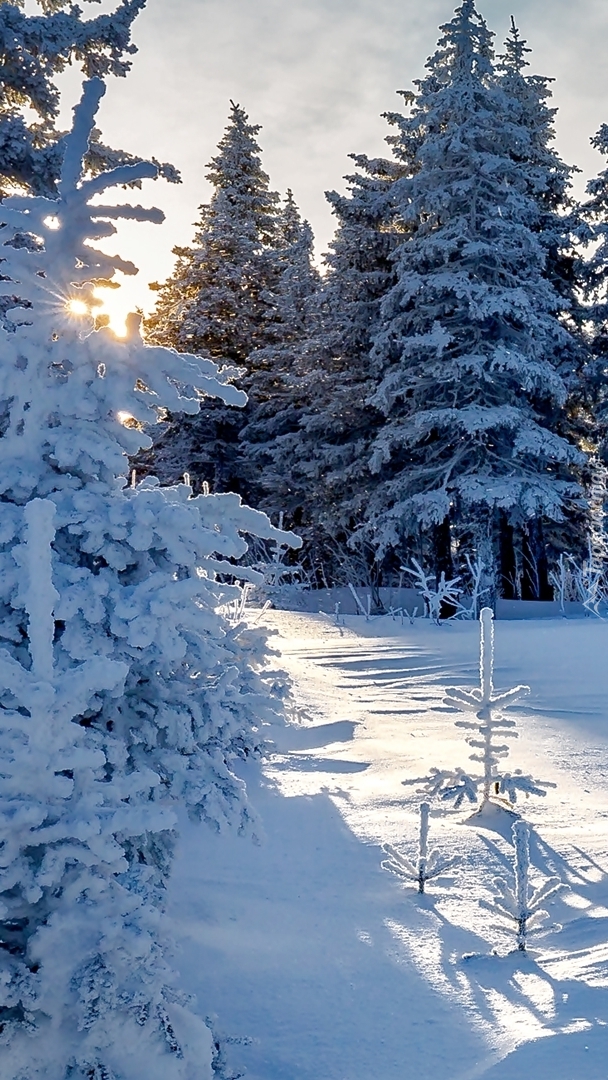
[93,285,129,338]
[44,215,61,231]
[66,298,89,316]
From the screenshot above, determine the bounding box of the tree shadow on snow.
[381,821,608,1074]
[269,718,360,752]
[271,755,370,774]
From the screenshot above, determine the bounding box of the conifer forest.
[2,2,608,1079]
[136,1,608,604]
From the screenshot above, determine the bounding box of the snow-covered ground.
[169,612,608,1079]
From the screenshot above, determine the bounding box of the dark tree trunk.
[433,517,453,578]
[433,517,456,618]
[521,519,551,600]
[499,512,517,599]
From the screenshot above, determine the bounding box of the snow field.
[170,613,608,1079]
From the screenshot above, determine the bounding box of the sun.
[66,298,89,317]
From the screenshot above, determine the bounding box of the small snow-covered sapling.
[382,803,461,894]
[406,608,554,809]
[489,821,562,951]
[447,607,532,804]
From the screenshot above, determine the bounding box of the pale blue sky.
[56,0,608,328]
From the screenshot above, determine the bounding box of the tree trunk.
[498,512,517,599]
[521,519,551,600]
[433,517,456,618]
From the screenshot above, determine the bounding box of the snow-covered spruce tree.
[360,1,587,595]
[140,102,300,500]
[580,125,608,472]
[496,18,591,587]
[256,151,405,585]
[0,79,297,1079]
[236,189,320,514]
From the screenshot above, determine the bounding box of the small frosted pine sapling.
[382,803,461,894]
[406,608,554,810]
[486,821,562,951]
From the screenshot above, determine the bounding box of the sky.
[52,0,608,331]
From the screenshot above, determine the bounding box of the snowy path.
[169,613,608,1079]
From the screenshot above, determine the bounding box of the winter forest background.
[3,0,608,1077]
[134,0,608,606]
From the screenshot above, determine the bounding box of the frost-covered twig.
[454,555,491,620]
[348,582,371,618]
[402,558,461,624]
[382,803,461,894]
[485,821,562,951]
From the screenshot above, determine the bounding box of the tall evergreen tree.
[145,102,281,361]
[254,151,405,583]
[580,126,608,465]
[140,104,317,501]
[237,189,320,512]
[496,19,592,586]
[360,0,586,597]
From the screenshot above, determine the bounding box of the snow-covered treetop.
[426,0,494,86]
[496,18,573,218]
[205,101,279,247]
[0,0,154,194]
[145,101,282,362]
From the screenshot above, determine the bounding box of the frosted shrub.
[0,80,298,1080]
[403,556,490,622]
[486,821,562,952]
[407,609,553,810]
[458,555,491,621]
[382,803,460,895]
[402,559,461,624]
